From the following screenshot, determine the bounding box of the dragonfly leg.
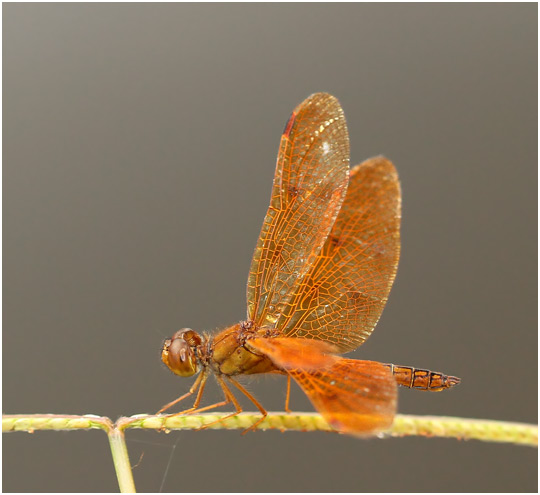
[284,375,292,413]
[227,378,268,434]
[157,372,207,414]
[169,375,233,417]
[195,375,243,430]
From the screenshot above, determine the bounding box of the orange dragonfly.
[160,93,460,437]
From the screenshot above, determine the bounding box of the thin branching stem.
[108,427,136,493]
[2,413,113,432]
[4,412,537,446]
[4,412,537,493]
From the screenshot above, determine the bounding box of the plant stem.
[107,427,136,493]
[1,413,113,432]
[4,412,538,447]
[4,412,536,492]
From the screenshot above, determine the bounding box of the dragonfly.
[159,93,460,437]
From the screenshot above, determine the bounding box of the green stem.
[4,412,538,447]
[1,413,113,432]
[107,427,136,493]
[126,412,538,447]
[4,412,537,492]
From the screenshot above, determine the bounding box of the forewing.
[275,156,401,351]
[247,93,350,329]
[289,359,397,436]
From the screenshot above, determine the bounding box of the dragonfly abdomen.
[384,363,460,391]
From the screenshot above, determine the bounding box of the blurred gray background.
[3,3,537,492]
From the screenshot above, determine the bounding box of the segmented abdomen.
[383,363,460,392]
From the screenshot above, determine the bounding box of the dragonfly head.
[161,328,203,377]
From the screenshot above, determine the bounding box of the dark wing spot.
[328,234,344,247]
[346,290,369,308]
[283,112,296,137]
[287,185,302,198]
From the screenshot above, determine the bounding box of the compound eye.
[161,332,199,377]
[171,328,193,340]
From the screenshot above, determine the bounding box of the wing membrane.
[249,337,396,435]
[289,358,397,435]
[275,156,401,351]
[247,337,338,371]
[247,93,350,328]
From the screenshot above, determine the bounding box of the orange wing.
[274,156,401,351]
[247,93,350,329]
[246,337,338,371]
[289,359,397,435]
[248,337,397,435]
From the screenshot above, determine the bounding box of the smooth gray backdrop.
[4,3,537,492]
